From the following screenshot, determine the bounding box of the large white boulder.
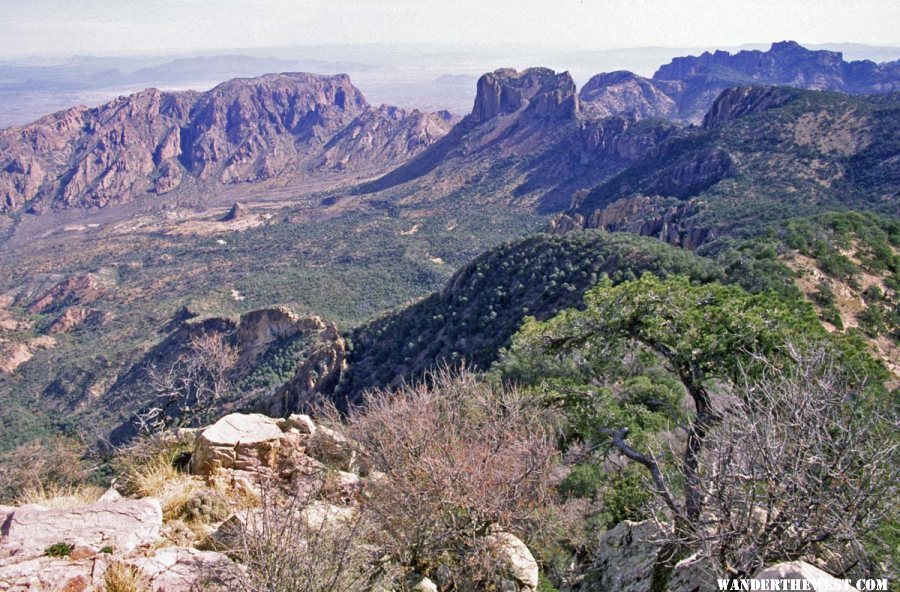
[485,532,539,591]
[191,413,284,475]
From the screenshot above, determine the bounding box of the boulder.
[277,413,317,435]
[0,498,162,561]
[306,425,358,472]
[411,576,438,592]
[485,532,539,591]
[321,471,364,505]
[755,562,855,592]
[191,413,284,475]
[299,501,357,531]
[129,546,243,592]
[275,434,326,495]
[97,487,122,503]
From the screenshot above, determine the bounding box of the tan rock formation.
[190,413,284,475]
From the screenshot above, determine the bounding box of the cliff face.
[654,41,900,93]
[471,67,580,123]
[0,73,451,214]
[550,195,715,249]
[701,86,797,129]
[360,67,673,207]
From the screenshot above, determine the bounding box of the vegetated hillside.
[556,86,900,249]
[0,72,456,214]
[775,212,899,377]
[579,41,900,124]
[0,203,546,452]
[333,230,722,404]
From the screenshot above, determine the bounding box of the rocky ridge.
[579,41,900,124]
[0,73,455,214]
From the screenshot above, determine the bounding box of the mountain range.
[0,40,897,449]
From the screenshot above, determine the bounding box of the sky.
[1,0,899,58]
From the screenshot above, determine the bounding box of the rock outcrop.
[361,67,673,208]
[471,68,579,123]
[0,496,236,592]
[0,73,453,214]
[485,531,539,591]
[0,499,162,560]
[589,520,716,592]
[190,413,286,475]
[129,546,244,592]
[551,195,715,249]
[579,71,681,120]
[702,86,797,129]
[579,41,900,125]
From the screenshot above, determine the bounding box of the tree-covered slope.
[334,230,721,403]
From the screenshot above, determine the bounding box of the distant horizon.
[4,40,900,63]
[3,0,898,60]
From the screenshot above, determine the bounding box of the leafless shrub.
[331,367,559,588]
[138,332,238,433]
[0,436,93,502]
[233,482,390,592]
[674,345,899,577]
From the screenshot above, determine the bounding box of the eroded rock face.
[235,308,330,369]
[0,499,162,561]
[580,71,681,120]
[702,86,797,129]
[268,322,348,416]
[320,106,458,171]
[550,195,715,250]
[471,68,579,124]
[589,520,717,592]
[27,275,103,315]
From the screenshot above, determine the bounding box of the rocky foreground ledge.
[0,412,540,592]
[0,412,858,592]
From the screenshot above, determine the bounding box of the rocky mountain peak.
[579,70,680,120]
[470,67,579,124]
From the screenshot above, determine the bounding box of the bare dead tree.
[137,332,238,433]
[662,345,899,578]
[328,367,559,589]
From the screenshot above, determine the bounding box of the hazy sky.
[2,0,899,57]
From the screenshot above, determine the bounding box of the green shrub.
[45,542,73,557]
